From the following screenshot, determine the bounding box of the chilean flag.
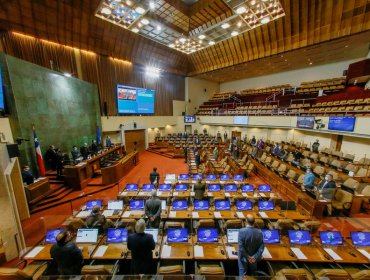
[33,128,46,176]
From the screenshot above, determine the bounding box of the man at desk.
[91,140,98,155]
[238,214,264,276]
[145,190,162,228]
[50,230,83,275]
[316,174,336,200]
[149,167,160,185]
[21,165,35,185]
[86,205,107,233]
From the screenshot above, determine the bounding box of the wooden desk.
[213,210,237,220]
[118,191,138,198]
[261,210,310,221]
[121,210,145,219]
[168,210,192,219]
[160,237,193,260]
[193,243,227,260]
[172,191,191,198]
[350,195,370,216]
[25,178,50,203]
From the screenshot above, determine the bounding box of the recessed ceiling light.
[135,6,146,14]
[141,18,149,25]
[169,44,175,48]
[236,6,247,14]
[179,38,186,43]
[149,1,155,9]
[156,25,161,31]
[231,31,239,36]
[64,73,71,77]
[237,21,242,27]
[132,28,139,33]
[198,34,206,40]
[309,62,313,65]
[345,45,349,48]
[250,0,256,5]
[101,8,111,15]
[221,23,230,29]
[209,41,215,45]
[260,17,270,24]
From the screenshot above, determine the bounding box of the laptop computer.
[107,200,124,215]
[288,230,311,245]
[126,184,138,191]
[241,184,255,192]
[172,199,188,210]
[258,201,274,211]
[167,228,188,243]
[215,200,230,210]
[220,174,230,181]
[107,228,128,243]
[175,184,188,191]
[159,184,171,191]
[236,200,253,210]
[206,174,217,180]
[234,174,244,181]
[208,184,221,192]
[258,184,272,192]
[142,184,154,192]
[145,228,159,243]
[320,231,343,246]
[194,200,210,210]
[261,229,280,244]
[179,174,190,180]
[227,229,240,243]
[129,200,144,210]
[350,232,370,246]
[193,174,203,180]
[76,228,99,243]
[225,184,237,192]
[45,229,63,244]
[86,200,102,210]
[197,228,218,243]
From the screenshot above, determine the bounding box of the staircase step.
[32,188,74,207]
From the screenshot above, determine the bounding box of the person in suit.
[238,214,264,276]
[86,205,106,234]
[91,140,98,155]
[224,131,228,141]
[195,151,201,167]
[183,144,188,163]
[21,165,35,185]
[312,139,320,153]
[145,190,162,228]
[250,136,257,146]
[105,136,112,147]
[71,145,81,162]
[80,143,89,160]
[272,144,280,156]
[194,179,205,200]
[316,174,336,200]
[213,146,219,161]
[127,219,155,274]
[55,148,64,178]
[50,230,83,275]
[149,167,160,185]
[45,145,57,170]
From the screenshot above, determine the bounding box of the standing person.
[91,140,98,155]
[316,174,336,200]
[55,148,64,178]
[195,151,201,168]
[127,219,156,274]
[80,143,89,160]
[250,136,257,147]
[149,167,160,185]
[45,145,57,170]
[217,131,221,139]
[213,146,219,161]
[301,168,315,191]
[224,131,228,142]
[194,179,205,200]
[312,139,320,153]
[105,136,112,147]
[238,215,264,276]
[50,231,83,276]
[71,145,81,162]
[145,190,162,228]
[292,148,304,165]
[183,144,188,163]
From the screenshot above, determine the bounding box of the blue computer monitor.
[258,184,272,192]
[288,230,311,245]
[206,174,217,180]
[350,232,370,246]
[129,200,144,210]
[261,229,280,244]
[208,184,221,192]
[167,228,188,242]
[220,174,230,180]
[194,200,210,210]
[234,174,244,181]
[258,201,274,211]
[236,200,253,210]
[225,184,237,192]
[159,184,171,191]
[179,174,189,180]
[215,200,230,210]
[107,228,128,243]
[86,200,102,210]
[45,229,63,244]
[126,184,138,191]
[193,174,203,180]
[175,184,188,191]
[172,199,188,210]
[320,231,343,246]
[197,228,218,243]
[142,184,154,192]
[241,184,255,192]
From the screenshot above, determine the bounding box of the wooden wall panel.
[125,130,146,152]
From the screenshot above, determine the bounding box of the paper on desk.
[259,212,268,218]
[161,245,172,258]
[236,212,245,219]
[220,181,225,184]
[120,191,128,196]
[194,245,204,257]
[226,246,236,257]
[103,210,115,217]
[225,193,231,197]
[262,247,272,259]
[192,212,199,218]
[208,192,213,197]
[190,192,195,196]
[357,249,370,260]
[205,181,210,184]
[323,248,342,260]
[260,193,266,197]
[242,193,248,197]
[93,245,108,257]
[214,212,222,218]
[122,211,131,217]
[157,191,162,196]
[170,211,176,218]
[270,193,275,197]
[253,193,258,197]
[76,210,91,218]
[131,210,143,215]
[173,192,179,196]
[291,248,307,259]
[25,246,44,258]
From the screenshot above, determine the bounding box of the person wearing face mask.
[301,168,315,191]
[316,174,336,200]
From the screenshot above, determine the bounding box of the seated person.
[316,174,336,200]
[278,148,287,160]
[86,205,106,233]
[71,145,81,161]
[145,190,162,228]
[272,144,280,156]
[21,165,35,185]
[301,168,315,191]
[292,148,303,165]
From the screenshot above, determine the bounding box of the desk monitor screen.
[126,184,138,191]
[142,184,154,192]
[193,174,203,180]
[179,174,190,180]
[208,184,221,192]
[288,230,311,245]
[234,174,244,181]
[350,232,370,246]
[76,229,99,243]
[227,229,240,243]
[225,184,237,192]
[129,200,144,210]
[220,174,230,181]
[159,184,171,191]
[145,228,159,243]
[206,174,217,180]
[108,200,124,210]
[215,200,230,210]
[175,184,188,191]
[258,184,272,192]
[258,201,274,211]
[194,200,210,210]
[167,228,188,243]
[45,229,63,244]
[197,228,218,243]
[320,231,343,246]
[86,200,102,210]
[107,228,128,243]
[262,229,280,244]
[172,199,188,210]
[236,200,253,210]
[242,184,255,192]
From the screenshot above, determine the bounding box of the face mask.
[325,177,330,181]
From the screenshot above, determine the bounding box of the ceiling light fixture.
[149,1,155,9]
[169,44,175,48]
[132,28,139,33]
[236,6,247,14]
[135,6,146,14]
[179,37,186,43]
[221,23,230,29]
[126,0,132,5]
[101,8,111,15]
[156,25,161,31]
[231,31,239,36]
[145,66,160,77]
[64,73,72,77]
[198,34,206,40]
[141,18,149,25]
[209,41,215,45]
[260,17,270,24]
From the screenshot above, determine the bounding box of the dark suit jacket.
[21,170,34,185]
[238,226,264,261]
[149,171,160,184]
[86,213,106,233]
[127,233,155,274]
[50,242,83,275]
[194,183,205,200]
[318,180,336,199]
[145,197,162,227]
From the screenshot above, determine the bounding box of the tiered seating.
[305,97,370,116]
[209,91,236,101]
[296,77,346,94]
[240,84,292,95]
[226,103,279,115]
[197,106,219,115]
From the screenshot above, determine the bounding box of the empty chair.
[298,220,321,234]
[356,167,370,177]
[196,219,215,229]
[270,160,280,170]
[332,151,343,158]
[157,261,185,278]
[343,163,358,174]
[118,219,137,233]
[309,153,318,161]
[277,164,287,176]
[314,269,350,279]
[222,219,243,231]
[342,178,360,192]
[0,261,48,280]
[274,268,314,280]
[264,157,272,166]
[268,219,299,236]
[196,261,225,278]
[165,221,185,230]
[313,165,325,178]
[285,169,297,182]
[343,154,355,162]
[330,159,342,170]
[66,217,86,233]
[331,189,353,215]
[81,263,118,276]
[318,156,329,165]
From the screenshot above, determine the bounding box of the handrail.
[290,97,317,105]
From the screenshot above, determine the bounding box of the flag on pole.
[97,124,102,144]
[33,127,46,176]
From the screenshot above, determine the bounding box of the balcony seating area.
[296,77,346,94]
[239,84,293,95]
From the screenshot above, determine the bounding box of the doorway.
[185,125,192,134]
[232,131,241,140]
